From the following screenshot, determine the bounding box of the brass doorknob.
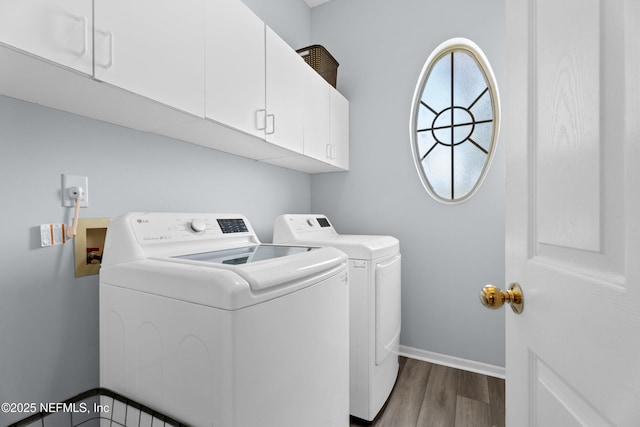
[480,283,524,314]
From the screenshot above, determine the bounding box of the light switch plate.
[61,174,89,207]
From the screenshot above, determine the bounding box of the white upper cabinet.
[93,0,205,117]
[265,27,306,154]
[206,2,305,155]
[330,89,349,170]
[303,66,332,163]
[302,68,350,170]
[0,0,93,75]
[0,0,348,173]
[206,0,265,139]
[265,82,349,173]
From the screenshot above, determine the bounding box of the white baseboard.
[399,345,506,379]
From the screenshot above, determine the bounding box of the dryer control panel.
[273,214,338,243]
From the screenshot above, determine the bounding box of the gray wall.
[0,96,310,425]
[241,0,312,49]
[310,0,506,367]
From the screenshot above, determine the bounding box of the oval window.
[409,38,500,203]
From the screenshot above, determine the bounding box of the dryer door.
[375,253,401,365]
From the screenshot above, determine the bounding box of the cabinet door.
[93,0,205,117]
[0,0,92,75]
[265,27,305,154]
[330,89,349,170]
[303,66,332,163]
[206,0,265,139]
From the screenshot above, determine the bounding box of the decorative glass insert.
[410,38,500,203]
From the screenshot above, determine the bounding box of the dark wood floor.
[350,357,505,427]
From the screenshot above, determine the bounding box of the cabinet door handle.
[96,29,114,69]
[256,109,266,130]
[326,144,336,160]
[266,114,276,135]
[70,15,88,57]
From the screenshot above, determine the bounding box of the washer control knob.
[306,219,314,227]
[189,219,206,234]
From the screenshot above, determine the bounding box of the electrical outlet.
[61,174,89,207]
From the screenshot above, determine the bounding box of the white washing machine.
[273,214,401,421]
[99,212,349,427]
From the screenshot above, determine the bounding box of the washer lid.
[174,244,316,265]
[164,244,346,292]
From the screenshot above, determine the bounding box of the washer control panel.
[217,218,249,234]
[103,212,261,266]
[128,213,253,244]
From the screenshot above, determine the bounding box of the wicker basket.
[296,45,339,88]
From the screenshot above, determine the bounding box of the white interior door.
[504,0,640,425]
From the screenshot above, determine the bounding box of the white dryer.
[99,212,349,427]
[273,214,401,421]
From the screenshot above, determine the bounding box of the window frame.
[409,37,501,204]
